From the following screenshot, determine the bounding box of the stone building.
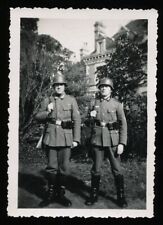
[81,22,115,93]
[81,20,147,94]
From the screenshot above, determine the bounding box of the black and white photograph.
[8,8,157,218]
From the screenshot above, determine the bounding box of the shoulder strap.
[90,98,95,110]
[90,97,99,110]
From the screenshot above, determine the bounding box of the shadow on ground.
[18,172,47,201]
[18,170,117,208]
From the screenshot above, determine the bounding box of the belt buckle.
[56,119,62,125]
[108,122,114,130]
[100,121,106,127]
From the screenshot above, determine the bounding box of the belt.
[49,119,73,129]
[50,119,62,125]
[95,120,119,130]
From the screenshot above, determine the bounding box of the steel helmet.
[98,77,114,90]
[52,73,67,86]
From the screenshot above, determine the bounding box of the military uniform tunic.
[90,97,127,147]
[35,94,81,147]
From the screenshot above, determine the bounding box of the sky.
[38,18,131,61]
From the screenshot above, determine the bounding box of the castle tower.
[80,42,89,61]
[94,21,106,54]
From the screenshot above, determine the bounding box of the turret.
[94,21,106,54]
[80,42,89,61]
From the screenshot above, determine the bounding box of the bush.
[124,94,147,159]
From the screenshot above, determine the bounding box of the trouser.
[39,146,72,207]
[45,146,71,185]
[88,145,127,207]
[91,146,122,177]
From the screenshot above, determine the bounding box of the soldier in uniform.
[35,73,81,207]
[85,77,128,208]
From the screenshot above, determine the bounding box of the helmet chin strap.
[104,95,111,100]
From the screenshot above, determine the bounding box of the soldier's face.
[100,85,112,97]
[54,84,65,95]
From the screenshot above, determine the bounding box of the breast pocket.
[63,104,72,119]
[107,109,117,122]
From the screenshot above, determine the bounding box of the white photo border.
[8,8,158,218]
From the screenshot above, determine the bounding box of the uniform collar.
[100,95,111,102]
[54,93,65,100]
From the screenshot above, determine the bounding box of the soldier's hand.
[117,144,124,155]
[47,103,54,112]
[72,141,78,148]
[90,110,97,118]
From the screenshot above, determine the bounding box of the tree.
[64,61,87,97]
[20,18,39,127]
[64,61,90,122]
[19,19,73,137]
[96,34,147,103]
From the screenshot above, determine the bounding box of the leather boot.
[39,183,57,207]
[56,173,72,207]
[85,174,100,206]
[115,174,128,208]
[39,172,58,207]
[56,185,72,207]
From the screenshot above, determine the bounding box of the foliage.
[124,94,147,158]
[96,34,147,157]
[20,19,74,137]
[21,18,39,32]
[63,61,91,122]
[20,18,39,127]
[64,61,87,97]
[96,34,147,103]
